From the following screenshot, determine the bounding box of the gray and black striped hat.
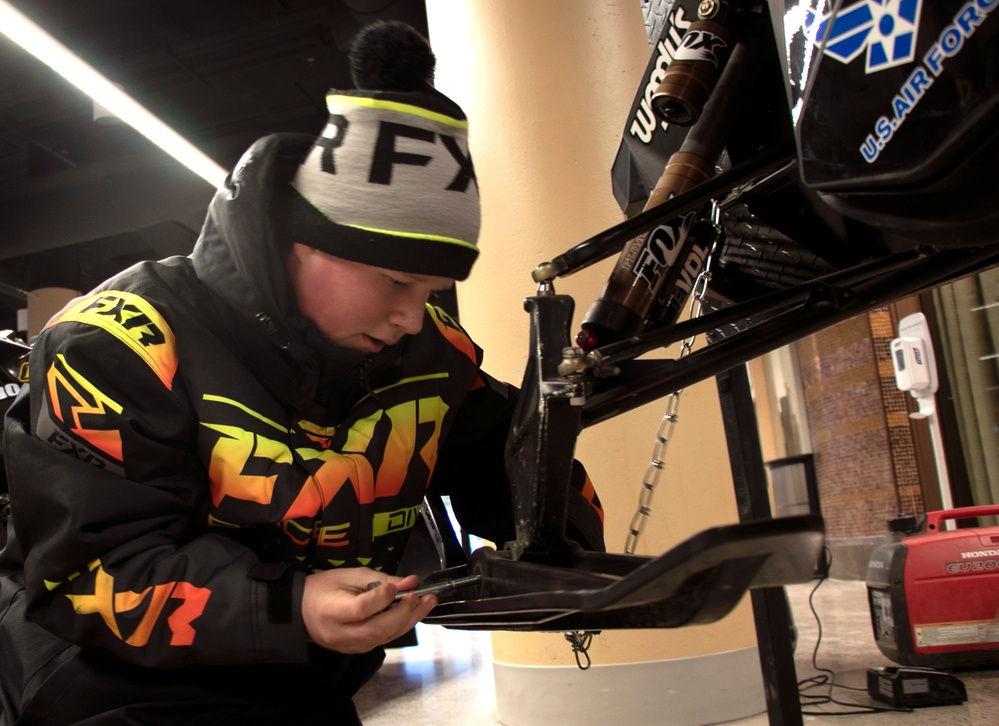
[283,21,480,280]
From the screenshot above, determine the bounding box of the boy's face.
[286,243,454,354]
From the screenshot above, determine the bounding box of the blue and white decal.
[808,0,922,73]
[807,0,996,163]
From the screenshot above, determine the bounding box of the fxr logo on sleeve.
[61,560,211,647]
[49,291,178,390]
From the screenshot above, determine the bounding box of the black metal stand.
[422,293,823,632]
[717,365,803,726]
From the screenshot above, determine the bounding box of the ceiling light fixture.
[0,0,227,187]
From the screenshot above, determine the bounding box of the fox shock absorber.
[578,7,759,348]
[577,152,716,347]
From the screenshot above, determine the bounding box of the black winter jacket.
[0,134,603,694]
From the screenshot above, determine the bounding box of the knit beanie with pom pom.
[282,21,479,280]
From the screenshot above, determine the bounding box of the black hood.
[191,133,311,339]
[189,133,399,412]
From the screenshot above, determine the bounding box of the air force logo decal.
[808,0,923,73]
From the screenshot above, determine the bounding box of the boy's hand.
[302,568,436,653]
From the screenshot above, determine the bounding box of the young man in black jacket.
[0,22,603,725]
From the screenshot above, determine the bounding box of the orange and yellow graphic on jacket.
[579,473,604,524]
[428,305,476,363]
[46,354,125,462]
[203,390,450,567]
[63,560,211,647]
[50,291,178,390]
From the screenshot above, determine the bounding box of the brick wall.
[796,308,925,541]
[869,308,927,518]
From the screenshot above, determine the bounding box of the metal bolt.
[698,0,720,19]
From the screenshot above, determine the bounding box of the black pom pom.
[349,21,436,91]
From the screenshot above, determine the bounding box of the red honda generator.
[866,506,999,669]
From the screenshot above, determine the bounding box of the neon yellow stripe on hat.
[345,222,478,251]
[327,93,469,130]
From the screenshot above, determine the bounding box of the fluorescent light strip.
[0,1,227,187]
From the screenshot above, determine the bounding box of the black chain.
[564,630,598,670]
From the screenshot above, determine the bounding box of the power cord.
[797,547,913,716]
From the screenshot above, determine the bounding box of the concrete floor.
[731,579,999,726]
[354,578,999,725]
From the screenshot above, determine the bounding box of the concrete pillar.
[426,2,766,724]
